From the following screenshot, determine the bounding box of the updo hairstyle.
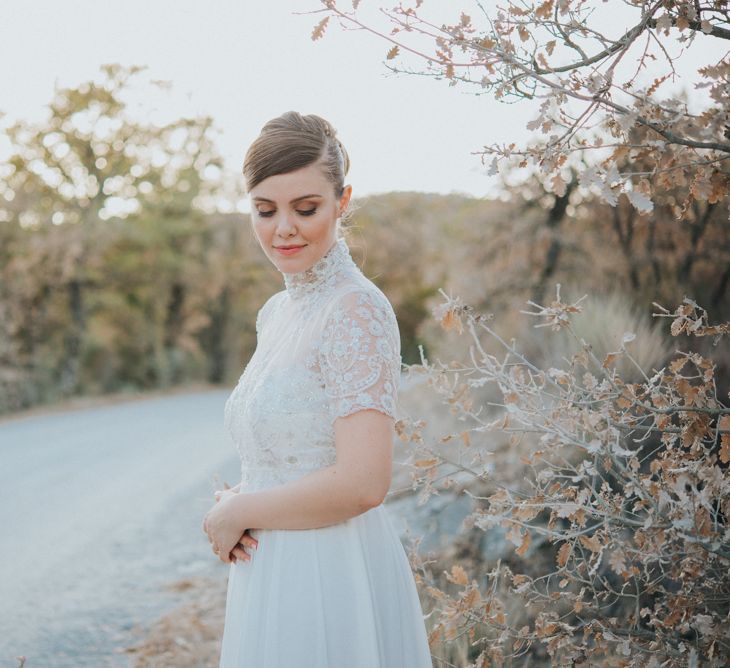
[243,112,353,233]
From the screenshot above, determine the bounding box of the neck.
[282,236,355,300]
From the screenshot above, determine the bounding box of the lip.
[274,244,306,256]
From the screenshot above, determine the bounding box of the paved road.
[0,389,239,668]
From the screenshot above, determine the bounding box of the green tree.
[0,64,228,407]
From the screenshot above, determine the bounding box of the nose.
[274,212,296,238]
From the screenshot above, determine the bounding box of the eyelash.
[257,208,317,218]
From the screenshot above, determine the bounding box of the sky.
[1,1,722,211]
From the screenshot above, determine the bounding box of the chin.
[274,256,307,273]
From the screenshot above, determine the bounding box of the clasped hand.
[202,485,258,564]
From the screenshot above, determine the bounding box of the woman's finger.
[231,544,251,562]
[243,534,259,549]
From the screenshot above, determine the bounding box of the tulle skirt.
[218,502,433,667]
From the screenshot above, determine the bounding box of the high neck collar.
[282,236,356,300]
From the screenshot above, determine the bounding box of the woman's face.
[249,163,352,274]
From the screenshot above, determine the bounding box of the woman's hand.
[214,483,241,505]
[230,529,258,563]
[203,490,253,564]
[213,486,259,563]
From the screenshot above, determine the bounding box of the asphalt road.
[0,389,239,668]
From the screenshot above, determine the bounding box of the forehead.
[250,164,331,202]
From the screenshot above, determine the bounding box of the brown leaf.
[536,1,554,19]
[311,16,330,41]
[551,172,567,196]
[386,45,399,60]
[514,504,540,522]
[579,534,602,553]
[441,308,463,333]
[447,564,469,585]
[463,587,480,609]
[720,438,730,464]
[670,357,688,373]
[516,530,532,557]
[512,574,530,587]
[414,458,439,468]
[719,416,730,464]
[602,352,619,368]
[556,542,571,567]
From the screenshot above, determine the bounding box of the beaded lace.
[224,234,402,492]
[282,236,357,301]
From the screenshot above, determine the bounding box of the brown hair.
[243,112,352,225]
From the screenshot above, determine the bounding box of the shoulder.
[323,279,400,347]
[331,277,396,318]
[255,289,287,335]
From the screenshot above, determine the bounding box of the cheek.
[252,220,271,240]
[308,213,335,240]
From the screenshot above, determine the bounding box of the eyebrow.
[252,194,323,204]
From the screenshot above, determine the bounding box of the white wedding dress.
[219,235,433,667]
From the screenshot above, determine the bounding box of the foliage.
[313,1,730,214]
[398,289,730,666]
[0,65,256,410]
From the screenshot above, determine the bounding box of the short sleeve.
[319,288,402,421]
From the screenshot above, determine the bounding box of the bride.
[202,111,433,667]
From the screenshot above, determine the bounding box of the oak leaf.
[579,534,602,553]
[311,16,330,41]
[556,542,571,567]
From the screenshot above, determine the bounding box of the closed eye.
[257,208,317,218]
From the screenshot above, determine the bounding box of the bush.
[400,288,729,667]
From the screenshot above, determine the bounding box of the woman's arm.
[229,409,393,531]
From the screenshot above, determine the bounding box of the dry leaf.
[556,542,571,567]
[311,16,330,41]
[579,534,602,553]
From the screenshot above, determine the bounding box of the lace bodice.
[223,236,402,492]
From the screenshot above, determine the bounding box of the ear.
[340,184,353,213]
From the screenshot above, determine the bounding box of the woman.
[202,111,433,667]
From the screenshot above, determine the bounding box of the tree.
[312,1,729,214]
[0,64,227,405]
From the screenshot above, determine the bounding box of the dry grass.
[122,576,227,667]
